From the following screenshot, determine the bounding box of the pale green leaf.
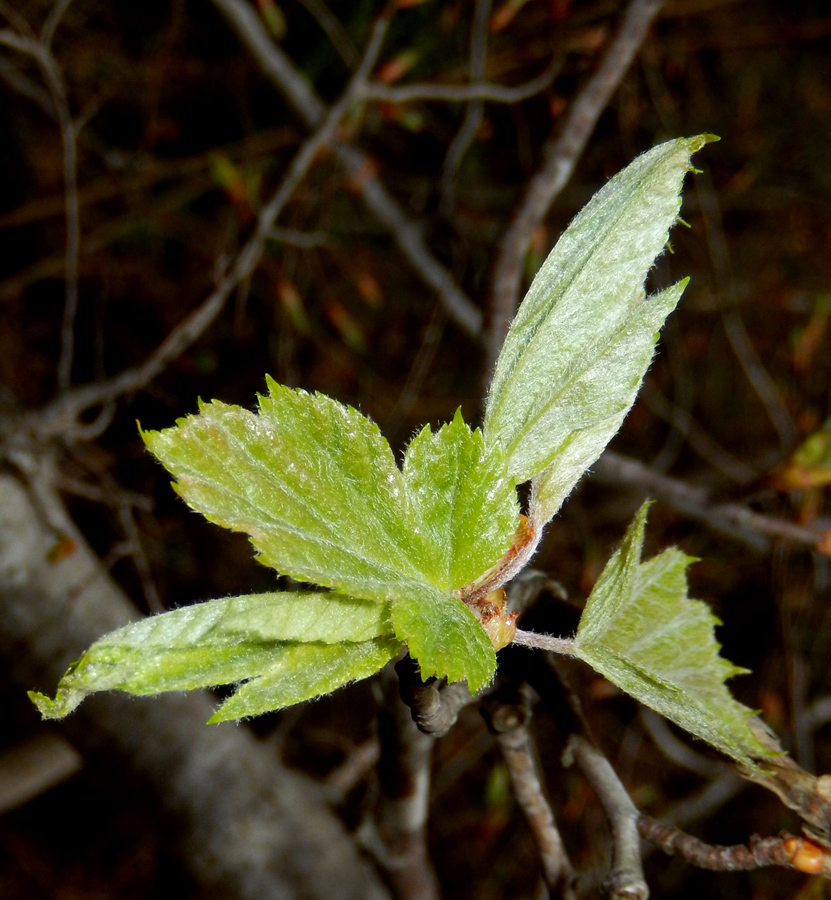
[403,408,518,591]
[573,503,773,768]
[484,136,715,522]
[143,377,428,602]
[528,280,687,523]
[391,582,496,693]
[31,591,396,720]
[210,637,401,722]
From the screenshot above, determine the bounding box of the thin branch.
[592,450,830,554]
[483,685,575,895]
[40,0,74,49]
[363,62,558,104]
[638,816,826,873]
[484,0,666,384]
[439,0,490,215]
[0,25,80,392]
[209,0,483,337]
[695,169,796,451]
[565,735,649,900]
[296,0,358,69]
[25,13,392,434]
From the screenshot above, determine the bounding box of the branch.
[362,61,558,104]
[209,0,483,337]
[484,0,666,382]
[483,685,575,895]
[0,20,80,392]
[439,0,490,214]
[565,735,648,900]
[592,450,830,554]
[638,816,829,874]
[24,12,392,434]
[369,662,441,900]
[0,467,390,900]
[394,654,476,738]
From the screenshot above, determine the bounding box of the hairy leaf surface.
[391,582,496,692]
[403,409,518,591]
[484,136,714,522]
[573,503,772,768]
[143,378,428,602]
[31,591,397,719]
[210,637,401,722]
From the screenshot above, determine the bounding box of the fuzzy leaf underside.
[484,136,713,522]
[529,280,687,524]
[402,409,519,591]
[30,591,400,720]
[573,503,772,768]
[391,582,496,693]
[142,379,425,603]
[209,638,401,722]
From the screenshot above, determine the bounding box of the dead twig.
[484,0,666,384]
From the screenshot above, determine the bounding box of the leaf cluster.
[31,135,774,768]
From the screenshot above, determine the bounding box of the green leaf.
[210,637,401,722]
[484,136,715,523]
[142,378,428,602]
[573,502,772,768]
[31,591,397,720]
[403,408,518,591]
[391,583,496,693]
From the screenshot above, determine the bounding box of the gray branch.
[0,466,389,900]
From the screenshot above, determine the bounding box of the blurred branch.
[0,467,390,900]
[363,61,559,104]
[484,0,666,384]
[368,663,441,900]
[296,0,358,68]
[210,0,483,337]
[21,12,391,435]
[695,170,796,452]
[0,15,80,392]
[483,685,575,896]
[592,450,830,554]
[440,0,490,216]
[565,735,648,900]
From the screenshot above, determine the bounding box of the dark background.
[1,0,831,897]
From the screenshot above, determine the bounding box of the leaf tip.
[28,688,74,720]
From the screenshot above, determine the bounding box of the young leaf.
[391,582,496,693]
[31,591,396,720]
[403,408,518,591]
[573,503,773,768]
[142,378,428,603]
[210,637,401,722]
[484,135,715,523]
